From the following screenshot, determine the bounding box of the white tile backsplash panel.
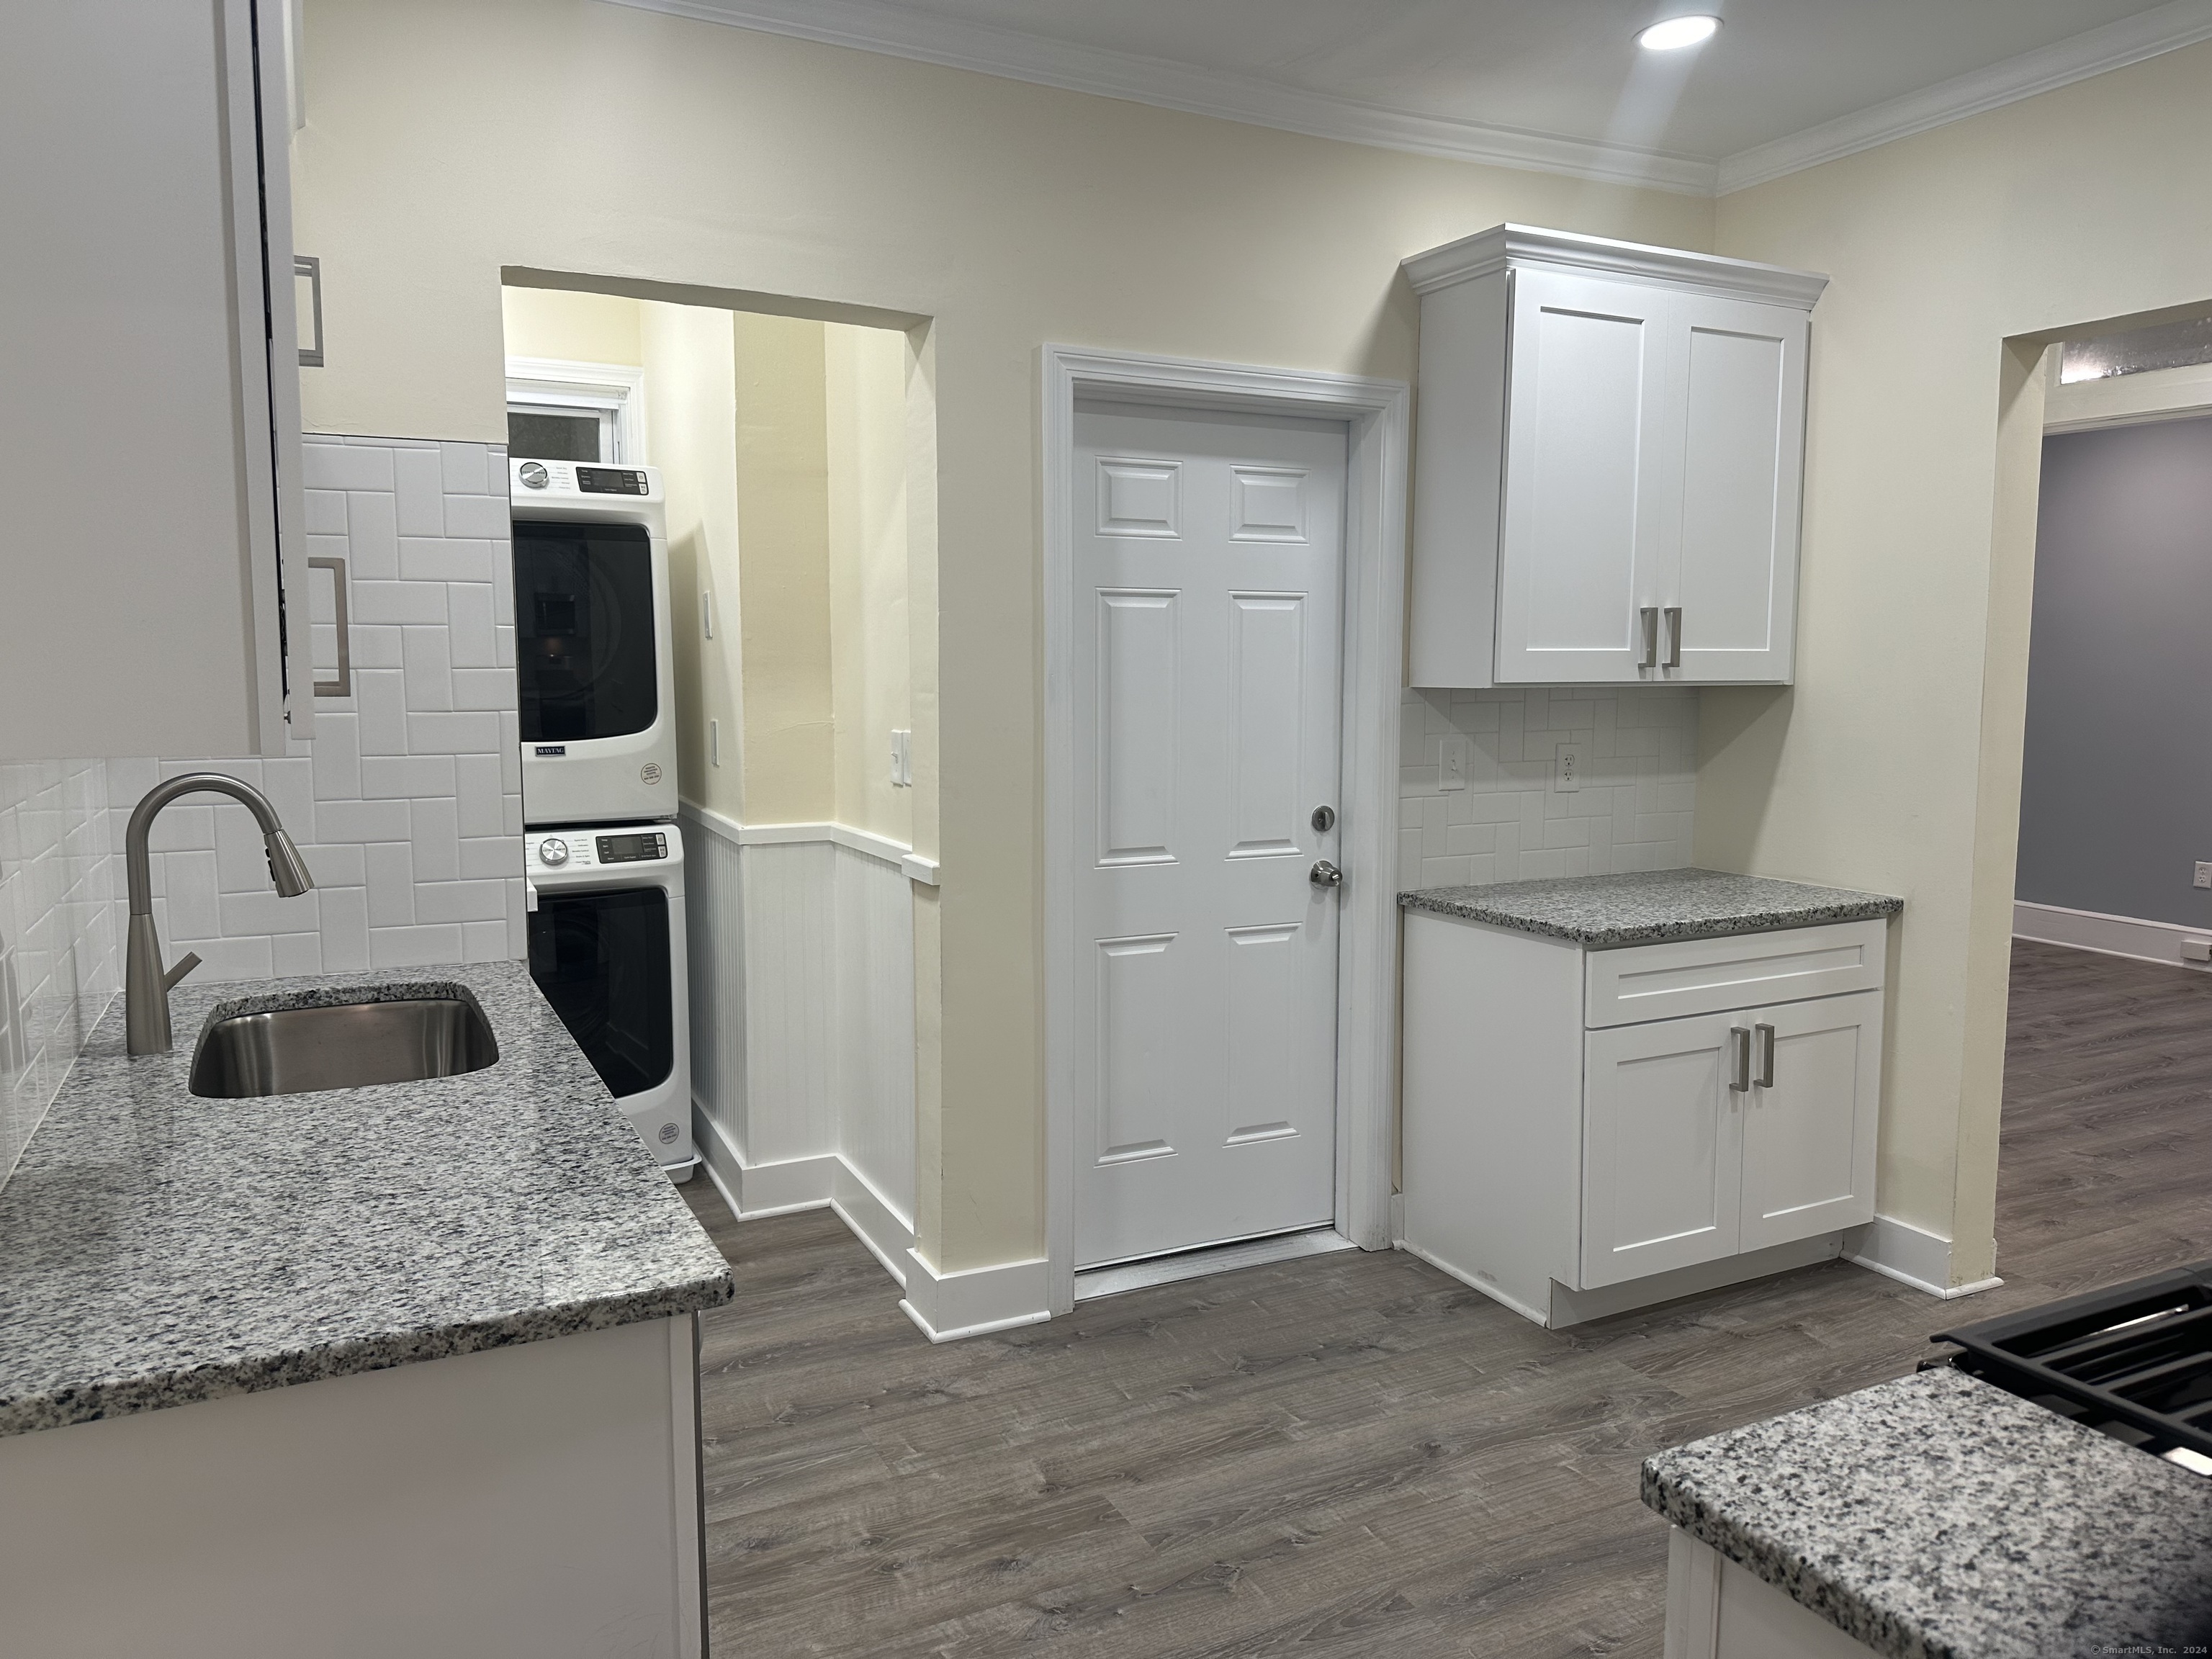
[1396,685,1699,893]
[108,438,523,982]
[0,761,121,1187]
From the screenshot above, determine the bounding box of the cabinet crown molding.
[1402,223,1829,310]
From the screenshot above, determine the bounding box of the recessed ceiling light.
[1637,14,1720,50]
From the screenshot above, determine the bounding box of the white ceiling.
[610,0,2212,194]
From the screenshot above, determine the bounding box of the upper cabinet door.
[1493,270,1676,685]
[1667,294,1809,684]
[1,0,307,759]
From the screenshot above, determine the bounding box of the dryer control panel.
[595,831,668,863]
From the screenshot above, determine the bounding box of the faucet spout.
[125,773,315,1056]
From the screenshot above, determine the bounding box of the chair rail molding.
[1040,343,1409,1317]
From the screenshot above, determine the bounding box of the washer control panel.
[536,836,570,866]
[595,832,668,863]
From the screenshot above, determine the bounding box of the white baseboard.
[2013,899,2212,971]
[899,1251,1051,1344]
[1842,1213,2003,1300]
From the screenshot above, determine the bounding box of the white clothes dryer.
[524,820,694,1176]
[509,458,678,829]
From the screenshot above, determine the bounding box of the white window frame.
[504,356,647,463]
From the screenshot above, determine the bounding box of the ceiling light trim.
[602,0,1718,194]
[1717,0,2212,194]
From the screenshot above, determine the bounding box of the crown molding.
[1717,0,2212,194]
[601,0,1716,195]
[1403,223,1829,308]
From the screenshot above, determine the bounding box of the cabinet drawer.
[1584,920,1886,1029]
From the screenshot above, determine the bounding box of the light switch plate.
[1555,745,1583,793]
[1439,736,1470,792]
[890,729,913,788]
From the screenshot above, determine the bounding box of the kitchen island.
[0,962,733,1658]
[1642,1364,2212,1657]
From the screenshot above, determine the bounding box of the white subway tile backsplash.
[301,439,394,493]
[441,495,510,540]
[1396,686,1698,894]
[351,580,449,626]
[441,441,488,495]
[392,447,446,537]
[446,583,498,668]
[345,490,400,580]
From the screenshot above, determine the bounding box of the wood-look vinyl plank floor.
[683,940,2212,1657]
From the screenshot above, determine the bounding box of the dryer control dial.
[537,837,570,867]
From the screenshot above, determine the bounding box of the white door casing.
[1071,405,1346,1269]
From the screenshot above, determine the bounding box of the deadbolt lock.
[1310,805,1336,833]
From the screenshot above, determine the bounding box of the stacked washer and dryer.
[509,458,695,1178]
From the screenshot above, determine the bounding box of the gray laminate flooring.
[681,940,2212,1657]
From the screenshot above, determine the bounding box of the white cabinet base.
[1666,1528,1876,1659]
[1403,1230,1848,1329]
[0,1317,706,1658]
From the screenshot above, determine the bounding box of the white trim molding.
[1041,345,1409,1317]
[505,355,649,463]
[2014,899,2212,971]
[1716,0,2212,193]
[1843,1214,2003,1300]
[2046,360,2212,434]
[691,1108,919,1292]
[680,799,937,886]
[604,0,2212,199]
[1402,223,1826,309]
[899,1251,1051,1344]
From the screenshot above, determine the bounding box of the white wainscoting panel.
[738,839,839,1167]
[834,842,917,1231]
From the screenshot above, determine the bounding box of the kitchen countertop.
[1642,1364,2212,1658]
[1398,866,1902,947]
[0,963,732,1439]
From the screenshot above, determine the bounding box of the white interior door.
[1071,401,1346,1269]
[1738,989,1881,1251]
[1494,269,1676,684]
[1668,293,1807,683]
[1581,1010,1743,1288]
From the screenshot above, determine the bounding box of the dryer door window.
[527,886,673,1101]
[513,519,657,743]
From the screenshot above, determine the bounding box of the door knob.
[1310,859,1343,889]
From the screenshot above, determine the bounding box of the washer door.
[513,518,658,743]
[527,886,673,1100]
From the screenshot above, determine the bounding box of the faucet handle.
[162,952,202,992]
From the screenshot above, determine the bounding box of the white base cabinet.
[1401,911,1884,1326]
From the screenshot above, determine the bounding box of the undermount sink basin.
[189,994,500,1099]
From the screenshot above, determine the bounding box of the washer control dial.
[538,837,569,867]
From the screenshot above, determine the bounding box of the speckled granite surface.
[1398,866,1902,947]
[1643,1366,2212,1658]
[0,963,732,1439]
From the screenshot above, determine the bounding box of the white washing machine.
[524,821,694,1177]
[509,458,678,829]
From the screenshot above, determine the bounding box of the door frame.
[1041,344,1410,1316]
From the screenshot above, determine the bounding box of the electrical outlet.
[2195,861,2211,890]
[1439,735,1470,792]
[1555,745,1583,793]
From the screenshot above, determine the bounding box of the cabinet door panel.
[1582,1012,1741,1288]
[1496,271,1674,684]
[1739,990,1881,1251]
[1670,295,1807,684]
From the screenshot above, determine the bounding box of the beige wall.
[638,300,741,819]
[500,288,642,366]
[824,323,912,845]
[294,0,1714,1272]
[1703,40,2212,1283]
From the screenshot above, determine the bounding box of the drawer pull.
[1754,1022,1776,1089]
[1728,1025,1751,1093]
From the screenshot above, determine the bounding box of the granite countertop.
[1643,1365,2212,1658]
[0,962,732,1439]
[1398,866,1902,947]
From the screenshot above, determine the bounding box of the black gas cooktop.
[1931,1259,2212,1474]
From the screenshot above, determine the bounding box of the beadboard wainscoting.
[0,761,122,1187]
[107,437,525,979]
[683,805,938,1316]
[1398,685,1699,894]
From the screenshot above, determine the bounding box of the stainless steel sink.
[189,994,499,1099]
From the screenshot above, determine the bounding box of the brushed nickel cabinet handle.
[1754,1022,1776,1089]
[1640,606,1659,669]
[1663,606,1683,670]
[309,554,351,698]
[1728,1026,1751,1093]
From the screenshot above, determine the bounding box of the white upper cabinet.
[1405,225,1825,689]
[1,1,310,758]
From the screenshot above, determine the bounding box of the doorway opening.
[499,278,940,1317]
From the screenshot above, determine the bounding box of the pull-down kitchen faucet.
[125,773,314,1056]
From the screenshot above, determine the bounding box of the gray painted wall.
[2018,413,2212,925]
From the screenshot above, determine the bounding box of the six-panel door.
[1581,1010,1743,1288]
